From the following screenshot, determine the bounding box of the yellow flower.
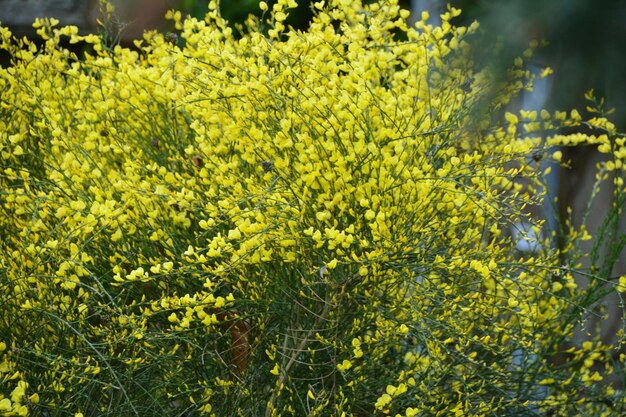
[0,398,11,411]
[540,67,553,78]
[337,359,352,372]
[270,364,280,375]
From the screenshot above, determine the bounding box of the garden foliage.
[1,0,626,415]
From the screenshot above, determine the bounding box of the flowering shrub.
[1,0,625,416]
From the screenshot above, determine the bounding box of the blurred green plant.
[180,0,314,31]
[181,0,260,22]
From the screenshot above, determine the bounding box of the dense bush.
[1,0,625,415]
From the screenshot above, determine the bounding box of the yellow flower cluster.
[1,1,624,416]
